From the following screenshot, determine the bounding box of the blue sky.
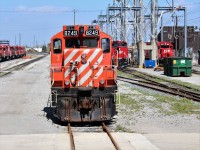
[0,0,199,47]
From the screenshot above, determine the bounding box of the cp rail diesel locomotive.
[50,25,118,122]
[0,45,26,62]
[112,40,129,67]
[157,41,174,65]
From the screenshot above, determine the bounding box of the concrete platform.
[0,134,70,150]
[0,133,199,150]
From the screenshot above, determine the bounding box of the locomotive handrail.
[50,67,55,87]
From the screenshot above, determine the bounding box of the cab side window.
[53,39,62,54]
[101,38,110,53]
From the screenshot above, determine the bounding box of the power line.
[0,10,105,13]
[0,26,61,31]
[181,2,200,6]
[187,17,200,21]
[0,10,73,13]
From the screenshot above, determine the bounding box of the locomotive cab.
[50,25,117,122]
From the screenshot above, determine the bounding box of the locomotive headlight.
[65,80,70,86]
[99,79,105,85]
[93,61,99,69]
[81,53,87,64]
[79,26,84,35]
[75,60,79,66]
[81,53,86,58]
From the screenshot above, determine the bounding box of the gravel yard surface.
[0,55,65,135]
[114,80,200,134]
[0,55,199,150]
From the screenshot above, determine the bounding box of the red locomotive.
[112,40,129,66]
[15,46,26,58]
[50,25,117,122]
[0,45,26,62]
[0,45,8,61]
[157,41,174,65]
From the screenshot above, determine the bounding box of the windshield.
[112,42,127,47]
[66,38,98,48]
[160,45,170,48]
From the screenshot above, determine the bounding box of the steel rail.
[68,123,75,150]
[192,69,200,75]
[102,123,121,150]
[118,76,200,102]
[121,68,200,92]
[0,55,47,77]
[118,75,200,98]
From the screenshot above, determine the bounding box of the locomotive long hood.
[63,48,104,87]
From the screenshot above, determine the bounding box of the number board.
[64,30,78,36]
[85,29,99,36]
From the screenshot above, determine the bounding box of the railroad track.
[68,123,75,150]
[68,123,120,150]
[118,69,200,102]
[122,68,200,91]
[192,69,200,75]
[0,54,47,77]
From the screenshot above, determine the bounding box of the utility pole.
[15,35,16,45]
[19,33,21,46]
[74,9,76,25]
[175,15,178,56]
[33,35,35,48]
[184,7,187,57]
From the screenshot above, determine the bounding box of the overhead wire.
[0,10,105,13]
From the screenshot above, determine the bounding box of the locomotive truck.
[50,25,118,122]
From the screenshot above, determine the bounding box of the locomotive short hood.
[64,48,104,87]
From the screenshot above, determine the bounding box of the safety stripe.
[79,69,92,85]
[77,49,100,86]
[95,66,104,78]
[81,51,103,86]
[64,49,78,66]
[64,49,90,78]
[78,49,100,76]
[85,63,104,86]
[64,48,103,86]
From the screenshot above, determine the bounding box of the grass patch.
[117,70,200,115]
[170,98,200,114]
[152,94,200,115]
[116,93,142,111]
[117,70,133,79]
[170,79,200,91]
[118,86,200,115]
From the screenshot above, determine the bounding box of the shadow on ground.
[42,106,116,127]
